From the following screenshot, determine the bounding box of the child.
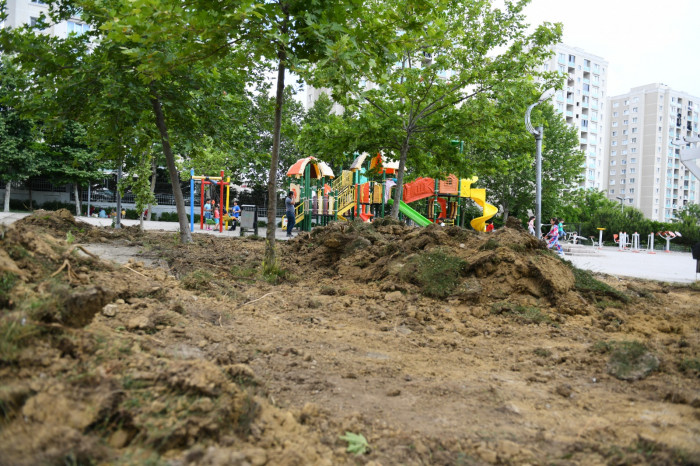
[546,217,563,256]
[528,216,536,236]
[213,203,220,231]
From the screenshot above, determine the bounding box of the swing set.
[189,169,232,233]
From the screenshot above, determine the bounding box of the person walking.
[204,199,212,230]
[285,191,296,237]
[528,216,536,236]
[546,217,564,256]
[230,201,241,231]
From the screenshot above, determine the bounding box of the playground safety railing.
[335,185,356,215]
[332,170,354,193]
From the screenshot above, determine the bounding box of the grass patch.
[491,302,552,325]
[594,340,659,381]
[595,298,624,310]
[570,267,630,303]
[230,265,258,281]
[0,317,43,364]
[261,261,296,285]
[533,347,552,358]
[181,270,215,291]
[479,238,500,251]
[678,358,700,376]
[0,272,17,307]
[399,248,468,299]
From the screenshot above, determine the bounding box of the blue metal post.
[190,169,195,232]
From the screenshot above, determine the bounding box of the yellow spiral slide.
[468,188,498,232]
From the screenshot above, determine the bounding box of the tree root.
[50,259,79,283]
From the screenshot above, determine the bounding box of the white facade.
[606,83,700,222]
[1,0,90,38]
[542,44,609,190]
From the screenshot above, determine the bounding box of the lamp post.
[615,196,628,213]
[525,89,555,239]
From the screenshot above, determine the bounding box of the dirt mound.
[0,215,336,465]
[2,213,699,465]
[290,221,578,308]
[14,208,145,243]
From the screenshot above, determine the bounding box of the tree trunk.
[3,181,10,212]
[264,49,287,270]
[390,136,411,218]
[74,184,82,216]
[146,157,156,221]
[150,90,192,243]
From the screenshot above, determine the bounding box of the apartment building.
[543,44,609,190]
[1,0,90,37]
[606,83,700,222]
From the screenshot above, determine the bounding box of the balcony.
[566,110,573,117]
[591,103,598,110]
[580,137,588,144]
[583,65,591,72]
[590,115,598,122]
[566,98,574,104]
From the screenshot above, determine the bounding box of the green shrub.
[9,199,38,211]
[678,358,700,376]
[602,340,659,381]
[491,302,552,325]
[570,267,630,303]
[399,249,467,298]
[41,200,82,212]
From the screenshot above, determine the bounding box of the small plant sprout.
[65,231,75,244]
[339,431,369,455]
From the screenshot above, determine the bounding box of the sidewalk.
[0,212,296,242]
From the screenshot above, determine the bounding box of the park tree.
[0,0,258,241]
[460,84,584,224]
[38,121,105,216]
[322,0,562,218]
[0,56,39,212]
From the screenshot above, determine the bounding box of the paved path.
[567,246,698,284]
[1,212,697,283]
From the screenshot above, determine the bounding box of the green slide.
[387,199,432,227]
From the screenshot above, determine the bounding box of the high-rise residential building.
[605,83,700,222]
[1,0,90,38]
[542,44,609,190]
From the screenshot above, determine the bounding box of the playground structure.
[286,152,498,232]
[189,169,232,233]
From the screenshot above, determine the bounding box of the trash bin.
[240,205,256,230]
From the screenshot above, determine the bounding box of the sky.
[523,0,700,97]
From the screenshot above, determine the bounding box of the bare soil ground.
[1,209,699,465]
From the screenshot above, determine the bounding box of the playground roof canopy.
[286,156,335,179]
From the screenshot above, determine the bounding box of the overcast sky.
[523,0,700,97]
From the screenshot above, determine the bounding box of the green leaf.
[339,431,369,455]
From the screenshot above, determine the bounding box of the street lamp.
[615,196,629,213]
[525,88,555,239]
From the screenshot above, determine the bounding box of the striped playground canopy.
[369,152,399,175]
[349,152,369,172]
[286,157,335,179]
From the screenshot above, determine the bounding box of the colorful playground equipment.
[285,152,498,232]
[189,169,232,233]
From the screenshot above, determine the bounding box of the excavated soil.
[1,210,699,465]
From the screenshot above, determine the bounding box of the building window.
[632,127,637,133]
[613,102,619,108]
[630,168,636,174]
[67,21,90,35]
[623,119,628,125]
[612,131,617,136]
[609,170,616,175]
[610,180,616,185]
[610,160,616,166]
[611,141,617,146]
[632,107,638,112]
[623,109,629,115]
[630,188,635,193]
[611,150,617,156]
[630,158,636,163]
[620,189,626,194]
[30,16,39,26]
[632,117,638,123]
[631,148,637,153]
[629,178,635,183]
[623,129,628,135]
[612,121,618,127]
[613,111,618,117]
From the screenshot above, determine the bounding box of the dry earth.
[0,209,699,465]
